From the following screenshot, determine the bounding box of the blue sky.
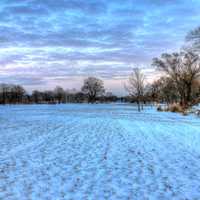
[0,0,200,95]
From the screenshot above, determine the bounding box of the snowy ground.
[0,104,200,200]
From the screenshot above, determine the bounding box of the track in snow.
[0,104,200,200]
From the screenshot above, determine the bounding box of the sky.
[0,0,200,95]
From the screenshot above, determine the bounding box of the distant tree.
[32,90,43,103]
[0,84,5,104]
[43,91,55,103]
[0,84,8,104]
[54,86,66,103]
[0,84,26,104]
[13,85,26,103]
[81,77,105,103]
[104,92,118,102]
[74,92,86,103]
[126,68,145,111]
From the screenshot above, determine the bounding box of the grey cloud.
[0,75,46,86]
[0,0,200,93]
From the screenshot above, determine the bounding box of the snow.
[0,103,200,200]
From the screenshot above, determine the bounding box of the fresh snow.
[0,104,200,200]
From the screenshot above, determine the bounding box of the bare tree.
[81,77,105,103]
[152,51,200,107]
[181,52,200,104]
[126,68,145,111]
[32,90,43,103]
[13,85,26,103]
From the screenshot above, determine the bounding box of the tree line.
[0,78,119,104]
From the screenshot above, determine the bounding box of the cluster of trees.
[151,51,200,108]
[0,78,119,104]
[126,26,200,111]
[0,84,27,104]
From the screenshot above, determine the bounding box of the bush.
[182,111,188,116]
[168,103,183,113]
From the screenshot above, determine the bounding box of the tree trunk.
[137,97,141,112]
[89,95,95,103]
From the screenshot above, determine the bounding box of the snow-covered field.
[1,104,200,200]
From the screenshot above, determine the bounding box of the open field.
[0,104,200,200]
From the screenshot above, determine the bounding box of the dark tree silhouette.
[0,84,26,104]
[54,86,66,103]
[81,77,105,103]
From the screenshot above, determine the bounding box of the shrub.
[168,103,183,113]
[182,111,188,116]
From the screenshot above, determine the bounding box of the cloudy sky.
[0,0,200,95]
